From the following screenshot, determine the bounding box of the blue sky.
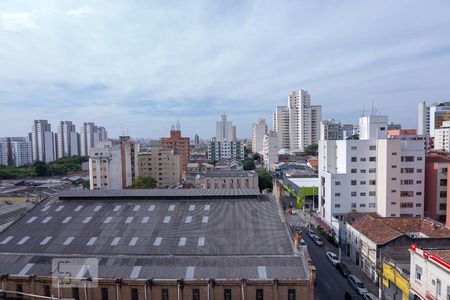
[1,0,450,139]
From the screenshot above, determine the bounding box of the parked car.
[313,235,324,246]
[326,251,340,265]
[300,239,307,250]
[307,229,315,238]
[348,274,368,295]
[344,292,363,300]
[362,293,378,300]
[336,262,350,277]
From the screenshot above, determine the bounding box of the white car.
[348,274,369,295]
[326,251,340,265]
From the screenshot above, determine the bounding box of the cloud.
[0,12,38,31]
[66,6,94,17]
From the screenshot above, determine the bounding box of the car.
[306,228,315,238]
[362,293,378,300]
[344,291,363,300]
[347,274,368,295]
[313,235,324,246]
[300,239,307,250]
[326,251,340,265]
[336,262,351,277]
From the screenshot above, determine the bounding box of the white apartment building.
[262,131,280,171]
[31,120,54,162]
[434,120,450,151]
[57,121,79,158]
[273,105,290,149]
[418,101,450,137]
[0,138,30,166]
[80,122,108,156]
[319,115,425,226]
[409,245,450,300]
[216,114,234,142]
[251,119,267,154]
[320,119,344,140]
[207,141,244,161]
[288,90,322,152]
[89,139,136,190]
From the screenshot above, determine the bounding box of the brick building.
[160,125,190,179]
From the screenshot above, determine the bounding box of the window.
[335,181,341,185]
[351,203,356,208]
[391,177,397,181]
[351,180,357,185]
[72,288,80,300]
[440,203,447,210]
[351,192,357,197]
[369,145,376,150]
[101,288,109,300]
[401,168,414,174]
[288,289,296,300]
[193,289,200,300]
[131,288,138,300]
[392,165,397,168]
[401,180,414,185]
[369,180,376,185]
[416,203,422,207]
[416,192,422,196]
[335,204,341,208]
[360,181,366,185]
[351,157,357,162]
[360,169,366,173]
[44,285,51,297]
[369,203,376,208]
[224,289,232,300]
[391,202,397,205]
[360,192,366,196]
[392,152,397,155]
[400,191,414,197]
[400,202,413,208]
[360,158,366,162]
[416,180,422,184]
[351,169,357,173]
[440,191,447,198]
[391,214,396,217]
[417,156,423,161]
[402,156,415,162]
[16,284,23,297]
[162,289,169,300]
[417,169,422,173]
[359,204,366,207]
[369,191,376,196]
[440,179,447,186]
[369,168,376,173]
[256,289,264,300]
[369,157,376,162]
[335,193,341,197]
[351,146,357,150]
[391,190,397,193]
[436,279,441,296]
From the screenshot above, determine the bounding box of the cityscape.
[1,1,450,300]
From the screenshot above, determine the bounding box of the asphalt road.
[302,231,356,300]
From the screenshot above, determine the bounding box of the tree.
[304,144,318,156]
[258,169,273,191]
[243,158,256,170]
[252,153,262,163]
[33,161,48,177]
[82,180,90,189]
[132,176,157,189]
[346,134,359,140]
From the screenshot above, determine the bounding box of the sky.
[1,0,450,139]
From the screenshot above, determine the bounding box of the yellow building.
[137,147,181,187]
[382,260,410,300]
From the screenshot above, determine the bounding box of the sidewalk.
[295,210,379,296]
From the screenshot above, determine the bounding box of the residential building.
[342,124,356,139]
[0,189,316,300]
[347,215,450,282]
[216,113,234,142]
[89,137,137,190]
[424,152,450,226]
[251,118,267,154]
[57,121,79,158]
[272,105,290,149]
[288,90,322,151]
[418,101,450,137]
[0,137,32,167]
[200,170,258,189]
[31,120,54,162]
[194,134,200,145]
[207,140,244,161]
[434,120,450,151]
[409,244,450,300]
[262,131,280,171]
[137,147,181,187]
[319,116,425,231]
[160,123,190,177]
[80,122,108,156]
[320,119,344,140]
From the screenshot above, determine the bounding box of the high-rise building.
[320,120,344,140]
[31,120,54,162]
[137,147,181,187]
[263,131,280,171]
[251,119,267,154]
[57,121,79,158]
[80,122,108,156]
[216,114,234,142]
[89,138,137,190]
[0,137,32,167]
[288,90,322,151]
[272,105,290,149]
[418,101,450,137]
[207,141,244,161]
[319,116,425,231]
[434,120,450,151]
[160,123,190,177]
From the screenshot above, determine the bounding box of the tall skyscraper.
[80,122,108,156]
[31,120,54,162]
[288,90,322,151]
[273,105,290,149]
[216,114,234,142]
[57,121,79,158]
[251,119,267,154]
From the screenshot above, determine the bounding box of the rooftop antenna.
[176,120,180,131]
[371,98,375,116]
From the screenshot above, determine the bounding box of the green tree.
[243,158,256,170]
[82,180,90,189]
[252,152,262,163]
[304,144,318,156]
[132,176,157,189]
[346,134,359,140]
[258,169,273,191]
[33,161,49,177]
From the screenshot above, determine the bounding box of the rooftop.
[0,189,306,280]
[351,215,450,245]
[204,170,256,178]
